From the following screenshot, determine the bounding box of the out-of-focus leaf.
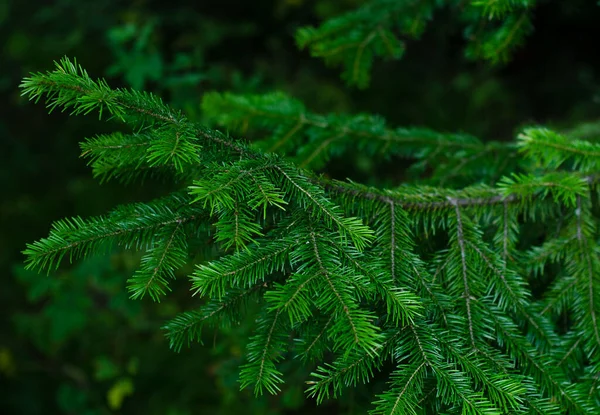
[107,377,134,410]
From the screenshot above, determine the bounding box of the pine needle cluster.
[19,5,600,411]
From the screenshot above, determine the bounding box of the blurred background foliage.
[2,0,600,413]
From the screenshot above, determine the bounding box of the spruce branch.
[306,225,381,356]
[372,360,425,415]
[127,220,188,301]
[472,0,533,19]
[306,328,405,402]
[21,56,600,413]
[470,12,533,64]
[295,0,411,88]
[164,285,263,352]
[322,172,596,213]
[295,313,335,361]
[452,202,477,348]
[441,339,527,413]
[202,91,515,181]
[23,193,202,274]
[191,237,294,299]
[295,0,536,87]
[483,300,593,414]
[274,164,374,250]
[334,246,423,326]
[465,239,558,352]
[239,306,288,395]
[569,195,600,361]
[21,57,255,159]
[519,127,600,172]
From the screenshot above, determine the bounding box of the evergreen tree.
[20,2,600,413]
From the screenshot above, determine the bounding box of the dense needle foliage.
[19,1,600,413]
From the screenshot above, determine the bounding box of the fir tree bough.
[19,35,600,415]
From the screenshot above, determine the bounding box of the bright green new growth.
[19,4,600,412]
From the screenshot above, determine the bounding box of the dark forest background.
[2,1,600,413]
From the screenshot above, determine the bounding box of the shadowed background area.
[1,0,600,414]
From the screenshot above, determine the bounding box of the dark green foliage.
[16,2,600,414]
[296,0,536,88]
[201,91,516,186]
